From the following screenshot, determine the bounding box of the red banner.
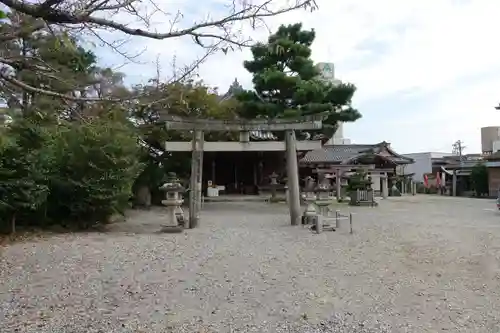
[436,172,441,187]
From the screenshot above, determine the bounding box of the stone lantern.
[312,174,334,223]
[316,174,333,201]
[269,171,279,201]
[159,172,185,232]
[301,176,316,204]
[301,176,318,226]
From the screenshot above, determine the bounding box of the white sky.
[98,0,500,154]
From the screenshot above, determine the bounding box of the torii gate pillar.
[285,130,301,225]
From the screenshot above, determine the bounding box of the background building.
[402,152,454,182]
[316,62,350,145]
[481,126,500,154]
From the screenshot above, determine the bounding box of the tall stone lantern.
[269,171,279,201]
[159,172,185,232]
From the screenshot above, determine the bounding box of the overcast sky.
[96,0,500,154]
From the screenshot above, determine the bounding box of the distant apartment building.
[481,126,500,155]
[316,62,351,145]
[402,152,454,182]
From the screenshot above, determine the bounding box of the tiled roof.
[301,144,377,163]
[301,143,414,164]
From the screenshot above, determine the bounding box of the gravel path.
[1,196,500,332]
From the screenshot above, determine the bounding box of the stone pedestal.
[159,173,185,232]
[301,200,318,225]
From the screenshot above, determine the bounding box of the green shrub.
[346,170,372,192]
[471,163,488,196]
[0,119,53,233]
[46,119,144,228]
[0,115,144,233]
[416,182,426,193]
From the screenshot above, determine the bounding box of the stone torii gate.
[163,115,323,228]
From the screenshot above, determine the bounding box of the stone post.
[452,170,457,197]
[382,173,388,199]
[285,130,301,226]
[336,168,341,201]
[270,171,279,201]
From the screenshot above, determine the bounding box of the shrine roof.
[300,142,414,165]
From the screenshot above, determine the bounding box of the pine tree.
[236,23,361,139]
[346,169,372,192]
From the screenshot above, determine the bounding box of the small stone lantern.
[301,177,318,226]
[269,172,279,201]
[159,172,185,232]
[316,174,333,201]
[303,176,316,200]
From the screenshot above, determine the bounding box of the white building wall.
[403,153,433,182]
[493,140,500,153]
[403,152,453,182]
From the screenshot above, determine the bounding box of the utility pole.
[452,140,466,167]
[451,140,466,197]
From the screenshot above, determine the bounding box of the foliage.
[131,80,239,183]
[46,119,144,227]
[346,170,372,192]
[471,163,489,196]
[415,182,426,194]
[236,23,361,139]
[0,118,53,233]
[0,115,143,233]
[0,14,100,117]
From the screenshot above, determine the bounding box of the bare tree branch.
[2,0,317,44]
[0,70,121,101]
[0,0,318,103]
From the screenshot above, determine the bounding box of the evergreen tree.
[346,169,372,192]
[236,23,361,139]
[470,162,489,196]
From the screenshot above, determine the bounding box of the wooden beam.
[313,165,376,173]
[163,115,323,131]
[165,140,322,152]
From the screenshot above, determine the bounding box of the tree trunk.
[11,213,16,234]
[136,185,152,208]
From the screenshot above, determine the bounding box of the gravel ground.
[1,195,500,332]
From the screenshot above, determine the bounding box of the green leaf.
[235,23,361,140]
[0,10,7,19]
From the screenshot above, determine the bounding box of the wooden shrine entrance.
[163,116,323,228]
